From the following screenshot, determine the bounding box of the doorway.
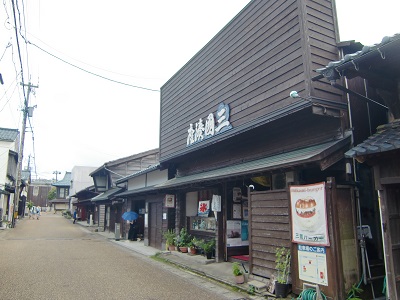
[149,201,162,249]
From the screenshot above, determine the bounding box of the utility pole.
[12,82,38,227]
[53,171,61,181]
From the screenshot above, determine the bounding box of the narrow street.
[0,213,246,300]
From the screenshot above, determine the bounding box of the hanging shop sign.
[298,245,328,286]
[164,194,175,208]
[198,200,210,217]
[290,182,329,246]
[211,195,221,212]
[186,103,232,147]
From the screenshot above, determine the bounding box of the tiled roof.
[91,187,124,202]
[0,127,19,142]
[90,148,159,176]
[345,120,400,159]
[315,34,400,81]
[156,135,351,189]
[52,172,72,187]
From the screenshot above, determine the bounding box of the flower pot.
[275,282,289,298]
[234,274,245,284]
[179,246,188,253]
[205,252,212,259]
[189,247,196,255]
[168,245,176,251]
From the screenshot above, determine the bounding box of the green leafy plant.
[275,247,291,284]
[176,228,192,247]
[200,239,215,254]
[27,201,34,210]
[247,285,255,295]
[232,262,243,276]
[162,229,176,246]
[191,237,201,248]
[47,187,56,200]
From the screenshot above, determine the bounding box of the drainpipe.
[377,190,391,299]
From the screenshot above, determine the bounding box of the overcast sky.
[0,0,399,180]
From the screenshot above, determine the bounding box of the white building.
[0,127,19,224]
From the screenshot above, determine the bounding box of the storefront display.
[190,216,216,231]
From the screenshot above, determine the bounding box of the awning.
[156,134,351,189]
[91,187,124,202]
[345,120,400,161]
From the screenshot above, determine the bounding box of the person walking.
[36,206,41,220]
[31,206,36,220]
[73,210,77,224]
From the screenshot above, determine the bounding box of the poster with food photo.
[290,182,329,246]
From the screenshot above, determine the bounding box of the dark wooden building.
[317,34,400,299]
[115,165,169,249]
[27,179,52,210]
[71,185,98,222]
[90,149,159,233]
[155,0,378,299]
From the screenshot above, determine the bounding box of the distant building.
[50,172,71,212]
[27,178,52,210]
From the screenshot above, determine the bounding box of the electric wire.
[27,41,160,92]
[18,0,30,78]
[0,80,19,113]
[11,0,27,102]
[0,41,12,61]
[27,116,37,178]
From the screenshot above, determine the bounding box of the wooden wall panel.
[160,0,340,163]
[249,189,291,278]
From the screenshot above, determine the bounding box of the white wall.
[69,166,97,196]
[127,169,168,190]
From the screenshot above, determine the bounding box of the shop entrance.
[149,201,162,249]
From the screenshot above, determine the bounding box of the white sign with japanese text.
[298,245,328,286]
[290,182,329,246]
[186,103,232,147]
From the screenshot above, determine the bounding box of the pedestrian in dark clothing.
[128,220,137,241]
[73,211,77,224]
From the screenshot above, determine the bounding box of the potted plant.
[232,262,245,284]
[275,247,291,298]
[163,229,176,251]
[200,239,215,259]
[189,237,201,255]
[177,228,192,253]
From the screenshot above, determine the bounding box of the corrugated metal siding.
[250,190,290,278]
[160,0,340,162]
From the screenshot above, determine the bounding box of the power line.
[11,0,27,101]
[27,41,160,92]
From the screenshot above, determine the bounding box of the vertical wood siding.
[160,0,340,162]
[250,190,290,278]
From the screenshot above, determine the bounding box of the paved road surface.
[0,213,246,300]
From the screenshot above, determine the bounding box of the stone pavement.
[74,219,295,299]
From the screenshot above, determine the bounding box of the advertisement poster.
[290,182,329,246]
[198,200,210,217]
[226,220,242,247]
[164,194,175,208]
[298,245,328,286]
